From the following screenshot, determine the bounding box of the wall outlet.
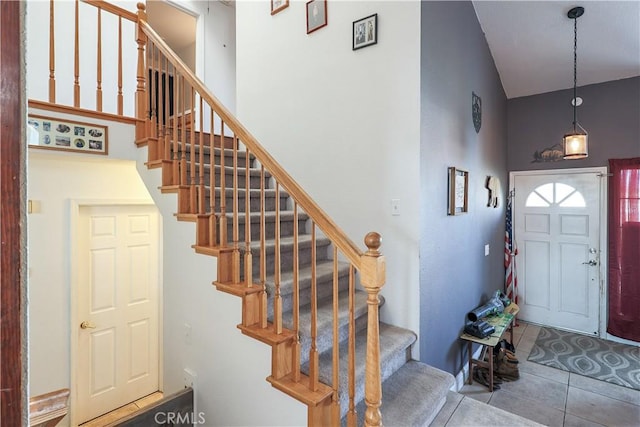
[484,244,490,256]
[183,368,196,389]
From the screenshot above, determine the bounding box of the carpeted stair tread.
[221,209,309,225]
[353,360,455,427]
[291,290,373,366]
[264,259,351,298]
[249,233,332,255]
[302,322,417,419]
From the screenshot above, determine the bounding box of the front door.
[76,204,160,423]
[512,168,605,335]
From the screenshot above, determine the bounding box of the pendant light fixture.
[563,6,588,159]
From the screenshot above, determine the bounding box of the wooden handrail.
[137,17,364,267]
[83,0,137,22]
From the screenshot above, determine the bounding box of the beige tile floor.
[78,391,163,427]
[455,322,640,427]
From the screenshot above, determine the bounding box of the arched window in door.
[525,182,586,208]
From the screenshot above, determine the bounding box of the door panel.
[77,205,159,423]
[514,170,602,335]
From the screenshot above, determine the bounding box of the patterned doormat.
[528,327,640,390]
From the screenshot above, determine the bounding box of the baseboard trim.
[454,345,484,391]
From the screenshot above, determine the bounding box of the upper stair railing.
[31,2,387,426]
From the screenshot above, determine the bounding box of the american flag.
[505,195,518,305]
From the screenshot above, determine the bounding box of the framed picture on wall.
[306,0,327,34]
[353,14,378,50]
[271,0,289,15]
[448,167,469,215]
[27,114,108,155]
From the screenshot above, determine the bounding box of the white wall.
[27,123,154,426]
[168,0,237,114]
[136,149,307,426]
[236,1,421,336]
[26,1,140,116]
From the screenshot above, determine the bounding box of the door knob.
[80,321,96,329]
[582,259,598,266]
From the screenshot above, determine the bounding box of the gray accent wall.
[420,1,508,374]
[508,77,640,171]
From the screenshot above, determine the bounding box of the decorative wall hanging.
[353,14,378,50]
[27,114,108,155]
[448,167,469,215]
[472,92,482,133]
[486,176,501,208]
[306,0,327,34]
[532,143,563,163]
[271,0,289,15]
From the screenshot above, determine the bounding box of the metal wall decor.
[472,92,482,133]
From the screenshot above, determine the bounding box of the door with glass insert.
[513,169,604,335]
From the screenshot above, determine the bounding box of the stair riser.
[266,270,350,319]
[184,166,266,190]
[172,145,256,168]
[206,192,289,213]
[299,310,369,370]
[240,241,332,278]
[222,217,308,242]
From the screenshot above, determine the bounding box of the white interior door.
[76,204,159,423]
[513,169,604,335]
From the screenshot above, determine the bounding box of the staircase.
[152,142,456,425]
[32,1,456,425]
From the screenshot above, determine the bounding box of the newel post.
[361,232,386,427]
[135,3,148,142]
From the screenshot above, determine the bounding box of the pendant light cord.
[573,14,578,130]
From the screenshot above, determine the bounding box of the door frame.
[69,199,163,426]
[509,167,608,338]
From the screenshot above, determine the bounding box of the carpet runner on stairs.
[160,143,458,424]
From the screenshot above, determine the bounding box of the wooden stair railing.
[136,3,387,422]
[29,2,387,425]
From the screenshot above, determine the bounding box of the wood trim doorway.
[0,0,26,424]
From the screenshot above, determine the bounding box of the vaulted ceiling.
[473,1,640,99]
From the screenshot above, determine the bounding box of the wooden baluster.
[117,16,123,116]
[208,108,217,246]
[150,44,156,139]
[163,59,171,161]
[273,182,282,334]
[232,136,240,283]
[189,87,197,213]
[361,232,385,427]
[180,77,187,187]
[218,121,228,248]
[291,201,300,380]
[74,0,80,107]
[244,146,252,287]
[171,66,179,185]
[332,246,340,422]
[135,3,147,141]
[198,97,205,215]
[96,7,102,112]
[259,165,267,327]
[347,264,357,427]
[309,223,319,391]
[48,0,55,103]
[157,54,165,159]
